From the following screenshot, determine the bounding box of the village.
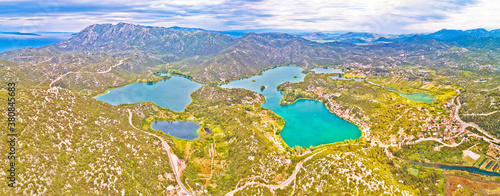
[305,83,500,174]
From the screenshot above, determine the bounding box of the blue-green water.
[0,33,73,53]
[151,121,200,140]
[410,161,500,177]
[311,68,343,74]
[367,81,435,103]
[398,93,435,103]
[96,66,361,147]
[222,66,361,147]
[95,76,203,112]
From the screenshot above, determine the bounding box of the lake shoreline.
[96,66,363,147]
[222,66,361,148]
[279,94,368,140]
[151,120,201,140]
[95,75,203,112]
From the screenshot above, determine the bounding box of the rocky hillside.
[56,22,235,60]
[0,87,178,195]
[0,23,236,94]
[180,33,343,82]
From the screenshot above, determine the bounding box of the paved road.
[127,109,194,196]
[49,60,123,87]
[402,95,499,148]
[453,97,469,133]
[408,137,464,147]
[454,97,500,143]
[49,71,78,87]
[225,149,324,196]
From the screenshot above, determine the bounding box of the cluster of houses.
[306,86,470,148]
[417,116,463,139]
[412,100,498,147]
[388,135,415,145]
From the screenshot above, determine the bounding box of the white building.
[463,150,480,160]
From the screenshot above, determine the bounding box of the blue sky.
[0,0,498,34]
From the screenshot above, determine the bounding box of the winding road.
[127,109,194,196]
[396,93,500,150]
[408,137,465,148]
[454,96,500,143]
[49,60,124,87]
[225,149,325,196]
[129,108,320,195]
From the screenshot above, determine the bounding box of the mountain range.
[301,28,500,44]
[0,22,499,93]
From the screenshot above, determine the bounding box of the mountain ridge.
[1,22,499,90]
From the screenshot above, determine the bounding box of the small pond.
[151,121,200,140]
[367,81,435,103]
[398,93,435,103]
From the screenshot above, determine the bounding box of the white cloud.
[245,0,401,31]
[0,0,496,34]
[406,0,500,32]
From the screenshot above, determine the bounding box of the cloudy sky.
[1,0,499,34]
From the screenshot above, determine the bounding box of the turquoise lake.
[222,66,361,147]
[95,76,203,112]
[151,121,200,140]
[96,66,361,146]
[368,81,435,103]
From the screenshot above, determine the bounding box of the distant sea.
[0,32,73,53]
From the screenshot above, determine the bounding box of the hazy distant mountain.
[425,29,469,40]
[425,28,500,40]
[300,28,500,45]
[0,32,74,53]
[301,32,330,40]
[337,32,378,39]
[0,32,41,36]
[490,29,500,37]
[390,28,500,50]
[302,32,394,44]
[166,26,206,32]
[449,35,500,50]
